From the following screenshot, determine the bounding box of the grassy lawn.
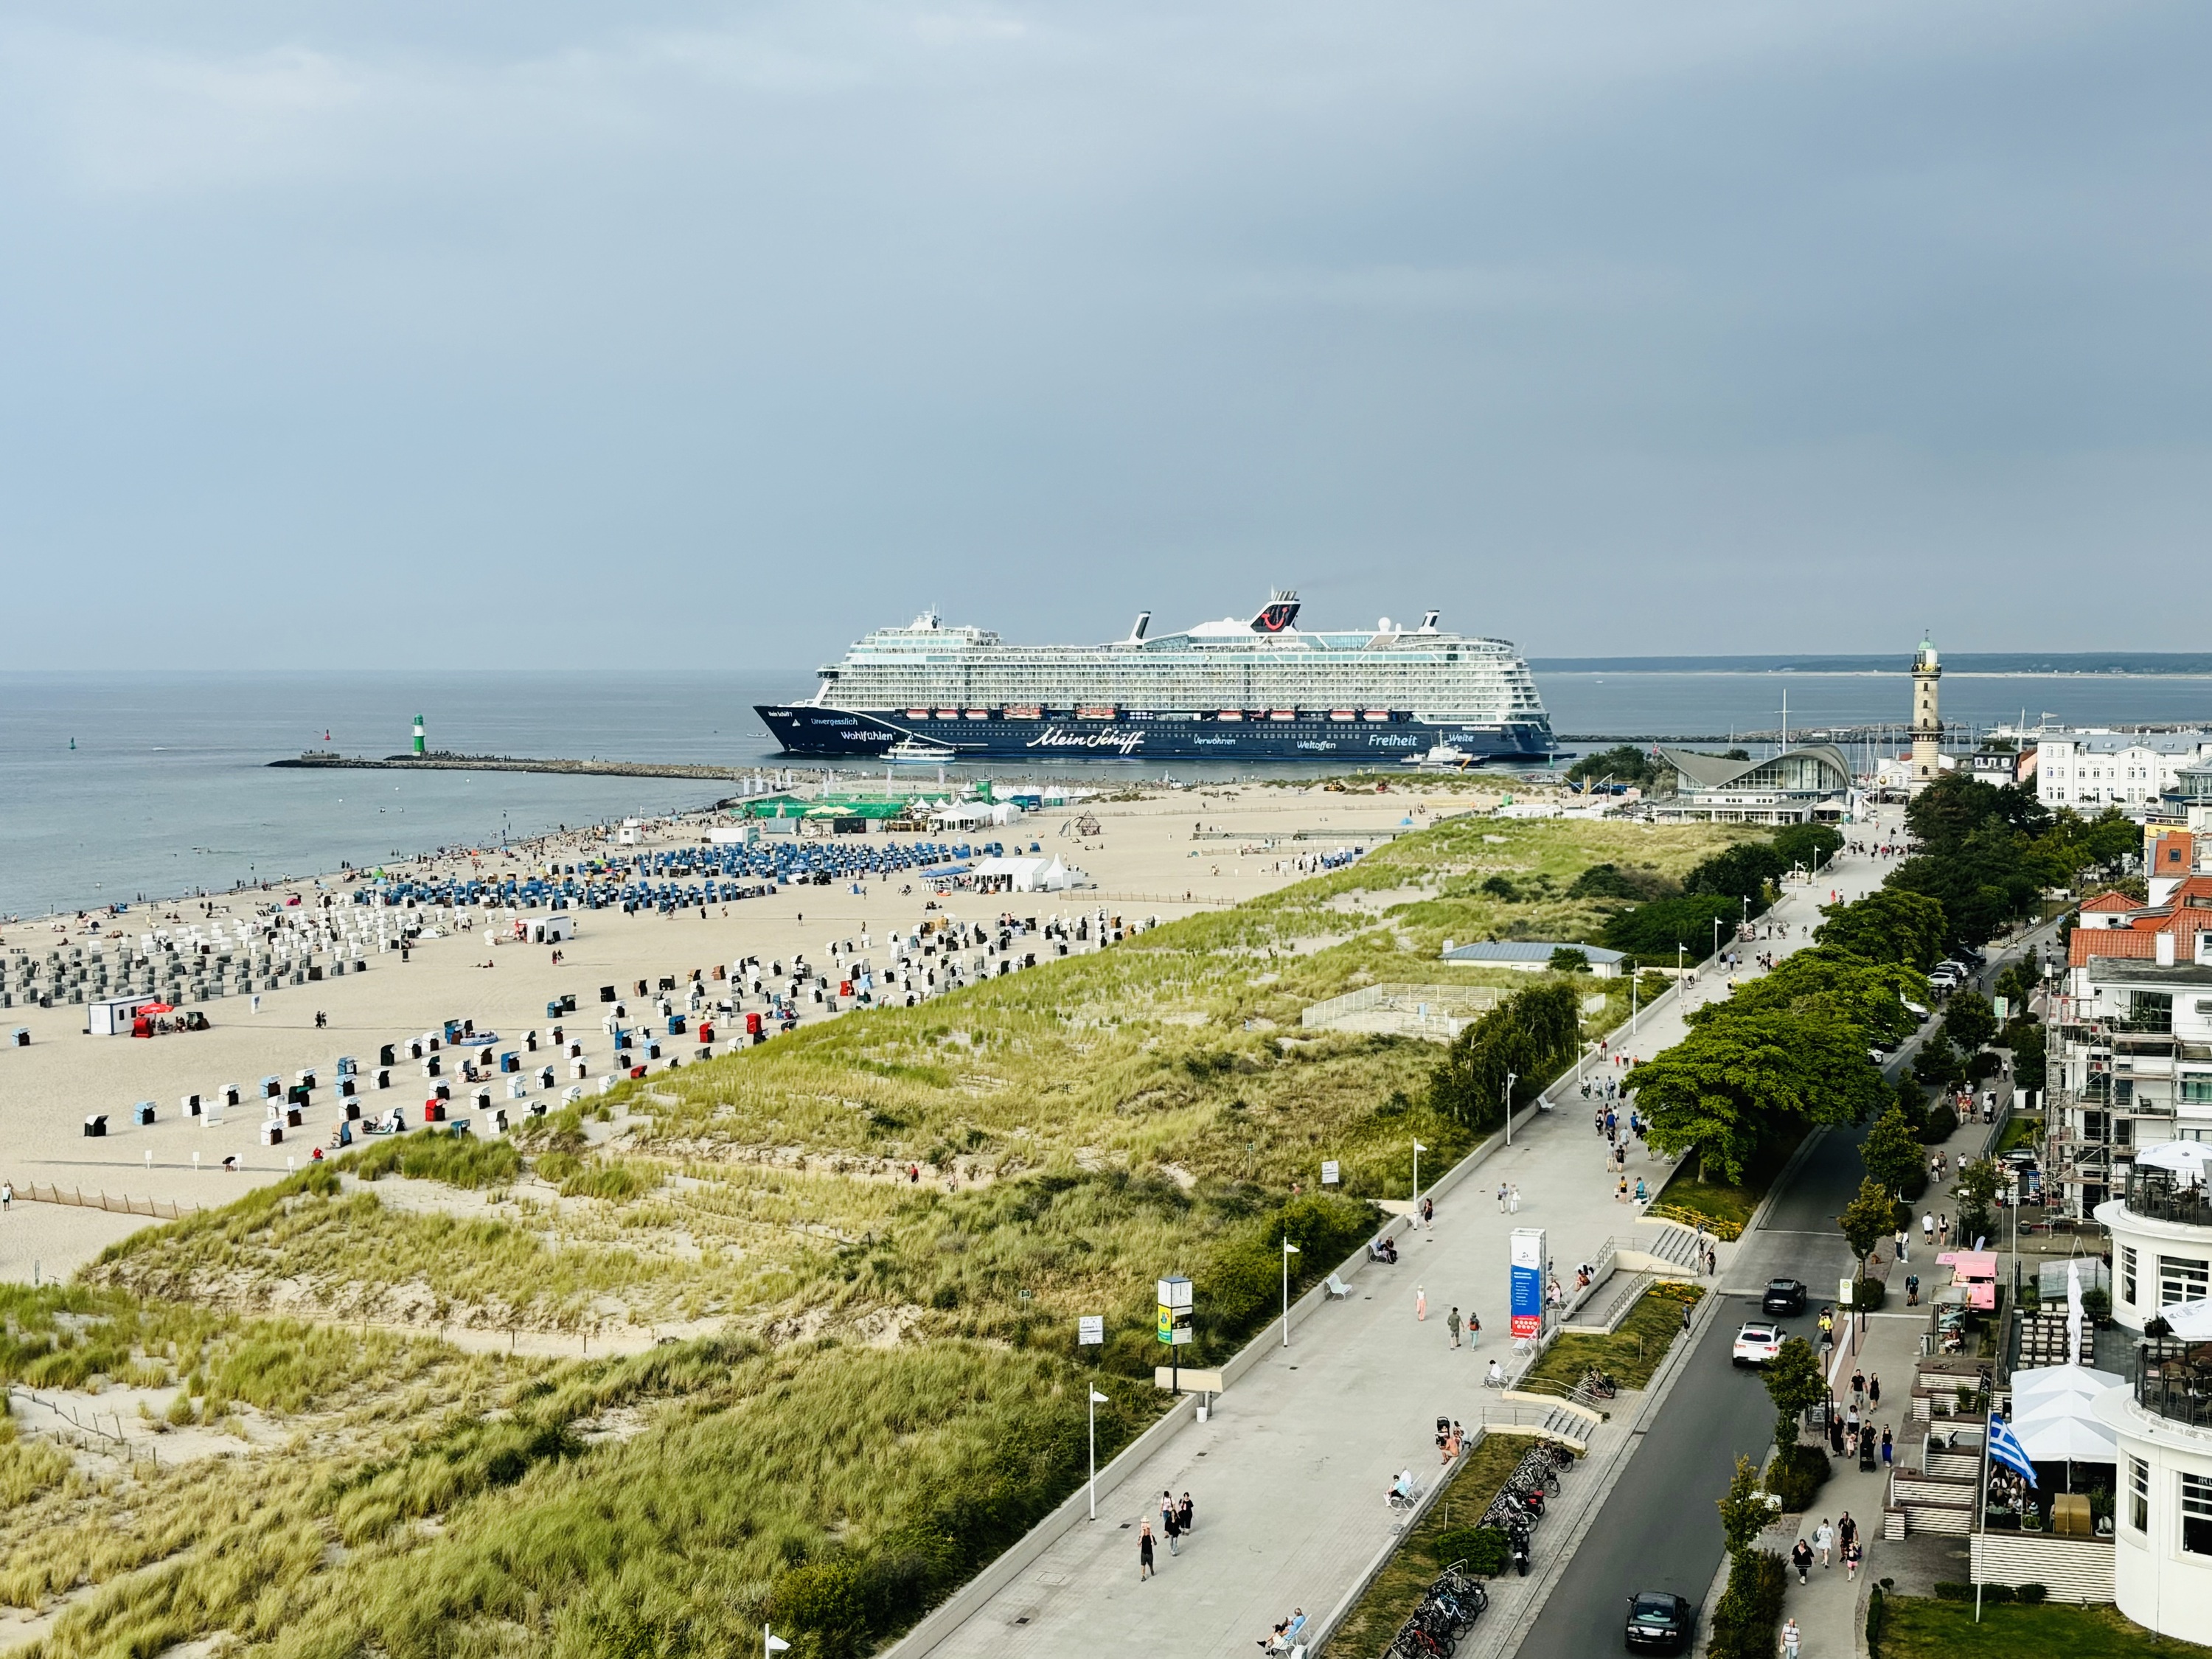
[1324,1433,1540,1658]
[1881,1596,2212,1659]
[1521,1284,1703,1394]
[1994,1114,2041,1157]
[1648,1124,1811,1239]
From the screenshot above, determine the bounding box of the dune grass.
[31,815,1753,1659]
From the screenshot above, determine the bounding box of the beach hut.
[86,994,158,1036]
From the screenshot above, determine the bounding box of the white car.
[1731,1323,1783,1367]
[1902,1000,1930,1019]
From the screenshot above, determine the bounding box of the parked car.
[1731,1323,1784,1366]
[1762,1279,1809,1316]
[1902,999,1930,1019]
[1624,1590,1694,1654]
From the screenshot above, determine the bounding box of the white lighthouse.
[1908,637,1941,794]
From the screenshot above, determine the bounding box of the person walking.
[1416,1285,1427,1322]
[1838,1512,1857,1555]
[1868,1372,1881,1408]
[1161,1490,1175,1537]
[1851,1368,1865,1407]
[1814,1518,1834,1568]
[1791,1538,1813,1585]
[1,1180,10,1212]
[1782,1615,1802,1659]
[1164,1503,1181,1556]
[1922,1210,1935,1246]
[1179,1492,1194,1534]
[1421,1195,1434,1231]
[1508,1184,1520,1214]
[1468,1310,1481,1348]
[1447,1306,1462,1348]
[1139,1523,1156,1580]
[1497,1182,1508,1212]
[1845,1538,1863,1581]
[1881,1425,1893,1467]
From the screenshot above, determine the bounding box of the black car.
[1761,1278,1808,1316]
[1625,1590,1693,1654]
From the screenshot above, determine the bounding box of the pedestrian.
[1681,1301,1691,1335]
[1162,1490,1175,1536]
[1829,1410,1846,1457]
[1791,1539,1813,1585]
[1448,1306,1462,1348]
[1782,1615,1802,1659]
[1922,1210,1935,1245]
[1815,1518,1833,1568]
[1139,1523,1156,1579]
[0,1180,10,1211]
[1938,1214,1950,1247]
[1497,1182,1508,1212]
[1164,1503,1181,1556]
[1616,1177,1628,1203]
[1469,1310,1481,1347]
[1180,1492,1194,1534]
[1416,1285,1427,1321]
[1881,1425,1893,1466]
[1422,1195,1434,1231]
[1851,1368,1865,1405]
[1839,1512,1857,1553]
[1509,1185,1520,1214]
[1868,1373,1881,1408]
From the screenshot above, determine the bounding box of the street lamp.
[1412,1139,1427,1207]
[1088,1388,1110,1517]
[1281,1238,1301,1346]
[1503,1070,1519,1146]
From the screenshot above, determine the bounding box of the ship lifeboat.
[1216,710,1243,722]
[1268,710,1297,722]
[1363,710,1391,722]
[1075,706,1117,720]
[1329,710,1355,722]
[933,709,961,720]
[907,709,931,720]
[964,709,990,720]
[1004,706,1043,720]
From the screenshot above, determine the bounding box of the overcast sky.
[1,1,2205,667]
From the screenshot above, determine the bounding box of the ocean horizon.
[10,661,2212,924]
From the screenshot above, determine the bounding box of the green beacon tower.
[413,714,426,756]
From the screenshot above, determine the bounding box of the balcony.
[2138,1341,2212,1430]
[2124,1169,2212,1228]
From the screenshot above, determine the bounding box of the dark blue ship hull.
[755,705,1555,764]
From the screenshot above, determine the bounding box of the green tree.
[1839,1175,1895,1279]
[1426,982,1580,1129]
[1633,1013,1885,1183]
[1955,1156,2003,1248]
[1717,1453,1772,1557]
[1941,992,1998,1054]
[1994,961,2039,1010]
[1771,822,1844,872]
[1684,843,1787,908]
[1548,946,1590,973]
[1913,1032,1964,1091]
[1860,1105,1923,1200]
[1599,894,1743,961]
[1813,889,1947,970]
[1566,745,1659,790]
[1691,947,1925,1047]
[1762,1336,1828,1452]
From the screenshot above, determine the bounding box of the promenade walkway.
[909,818,1904,1659]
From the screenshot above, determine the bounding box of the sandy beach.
[0,778,1501,1282]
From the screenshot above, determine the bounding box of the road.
[1512,915,2053,1659]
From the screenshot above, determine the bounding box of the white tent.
[2155,1296,2212,1341]
[2008,1362,2127,1464]
[2138,1141,2212,1183]
[971,855,1077,893]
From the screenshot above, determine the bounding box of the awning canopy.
[2138,1141,2212,1183]
[2156,1296,2212,1340]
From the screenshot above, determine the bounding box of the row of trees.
[1893,771,2137,948]
[1632,891,1941,1183]
[1425,982,1582,1128]
[1598,824,1843,962]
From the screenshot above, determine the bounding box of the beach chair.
[1325,1273,1351,1300]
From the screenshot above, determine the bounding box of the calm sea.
[9,664,2212,922]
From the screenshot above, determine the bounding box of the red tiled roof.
[2073,930,2159,965]
[2081,892,2137,913]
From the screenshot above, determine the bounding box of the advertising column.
[1509,1228,1548,1341]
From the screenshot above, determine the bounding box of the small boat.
[888,737,959,761]
[1402,743,1475,769]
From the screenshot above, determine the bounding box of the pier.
[269,751,756,783]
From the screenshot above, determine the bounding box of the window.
[2186,1473,2212,1555]
[2162,1255,2210,1307]
[2124,1246,2139,1308]
[2132,1457,2151,1534]
[2183,1076,2212,1105]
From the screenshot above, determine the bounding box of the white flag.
[1090,1389,1110,1404]
[1413,1141,1427,1152]
[765,1632,791,1654]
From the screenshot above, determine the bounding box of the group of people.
[1789,1509,1865,1582]
[1136,1489,1197,1579]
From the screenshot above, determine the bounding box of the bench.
[1325,1273,1351,1300]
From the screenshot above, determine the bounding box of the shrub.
[344,1128,522,1190]
[1707,1548,1787,1659]
[1548,947,1590,973]
[2017,1582,2047,1604]
[1434,1525,1509,1575]
[1764,1445,1831,1514]
[1866,1584,1885,1659]
[1848,1279,1886,1313]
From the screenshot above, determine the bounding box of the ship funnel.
[1419,609,1440,633]
[1125,611,1151,644]
[1249,591,1301,633]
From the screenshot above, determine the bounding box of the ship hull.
[755,705,1554,764]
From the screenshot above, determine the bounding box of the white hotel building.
[2038,733,2212,812]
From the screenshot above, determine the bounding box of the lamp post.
[1088,1388,1110,1517]
[1412,1139,1426,1208]
[765,1629,790,1657]
[1281,1238,1301,1346]
[1503,1070,1518,1146]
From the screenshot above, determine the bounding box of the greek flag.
[1988,1414,2038,1488]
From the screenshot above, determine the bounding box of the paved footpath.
[917,821,1903,1659]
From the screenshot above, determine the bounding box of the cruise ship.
[756,593,1556,764]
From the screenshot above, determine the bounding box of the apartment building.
[2039,732,2212,812]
